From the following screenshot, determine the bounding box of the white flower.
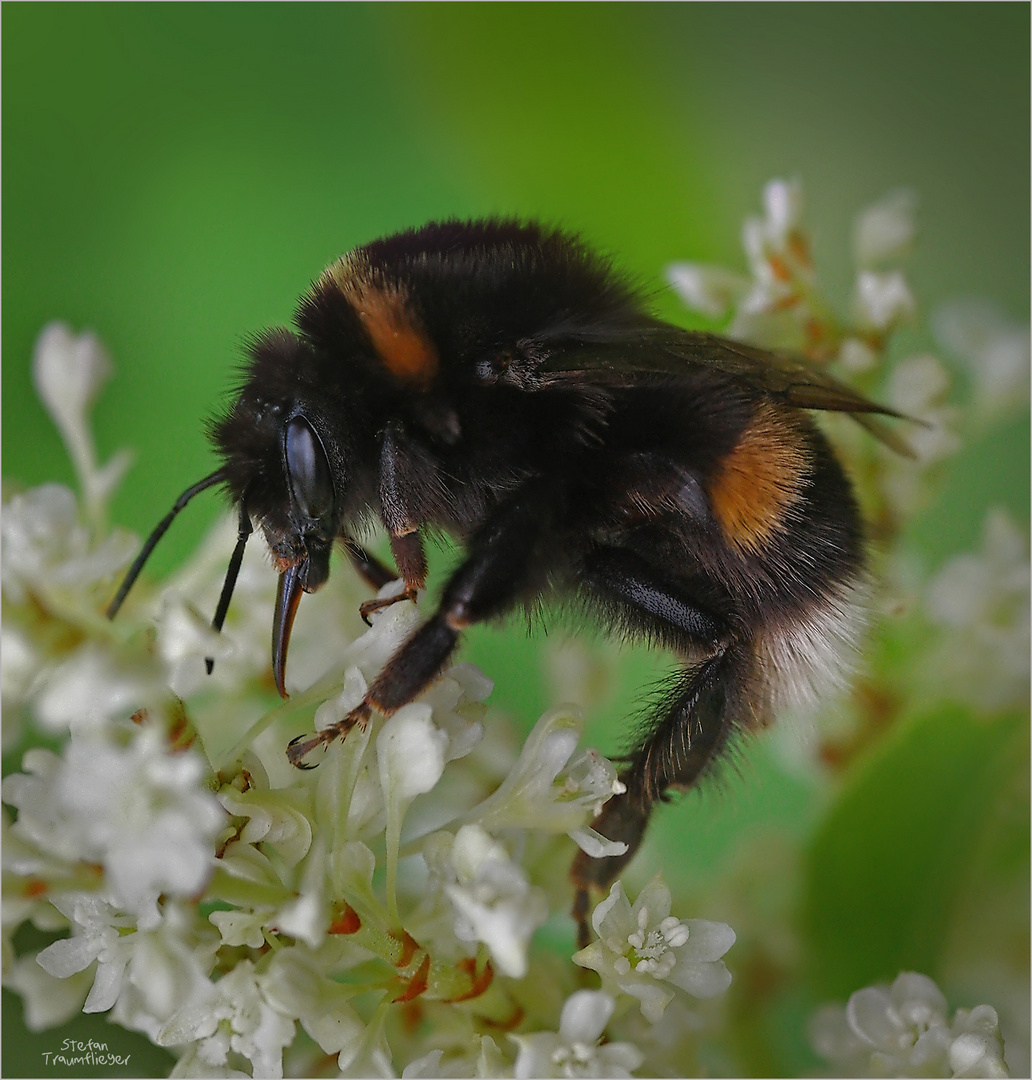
[108,900,220,1042]
[345,588,423,680]
[666,263,750,319]
[335,1001,395,1078]
[854,189,918,269]
[218,783,313,869]
[256,948,364,1056]
[933,299,1030,419]
[31,644,163,732]
[32,322,111,443]
[157,516,282,691]
[573,877,734,1023]
[1,483,134,607]
[154,590,238,698]
[884,354,961,463]
[512,990,643,1078]
[877,353,960,516]
[466,708,626,857]
[664,178,819,352]
[444,824,548,978]
[378,701,450,921]
[853,270,917,333]
[925,509,1029,710]
[741,178,808,290]
[377,702,449,803]
[159,959,296,1079]
[838,336,881,375]
[1,624,42,724]
[402,1035,508,1078]
[810,971,1009,1078]
[4,724,224,928]
[31,323,131,523]
[35,893,138,1013]
[209,909,268,950]
[4,951,94,1030]
[419,662,490,763]
[752,177,805,251]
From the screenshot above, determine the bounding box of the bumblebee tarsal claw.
[286,732,326,770]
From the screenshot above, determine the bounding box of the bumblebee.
[109,219,903,929]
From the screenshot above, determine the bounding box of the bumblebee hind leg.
[571,548,755,943]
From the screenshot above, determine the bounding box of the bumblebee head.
[211,329,354,697]
[109,327,351,698]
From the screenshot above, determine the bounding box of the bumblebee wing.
[533,325,916,453]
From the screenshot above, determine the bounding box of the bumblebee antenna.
[106,469,226,619]
[205,505,253,674]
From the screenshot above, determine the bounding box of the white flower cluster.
[2,324,736,1077]
[7,171,1023,1075]
[667,179,918,355]
[5,725,223,934]
[933,300,1030,424]
[30,322,133,528]
[811,971,1009,1078]
[925,508,1030,712]
[667,179,967,525]
[573,878,734,1024]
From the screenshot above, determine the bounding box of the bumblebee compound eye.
[285,415,335,522]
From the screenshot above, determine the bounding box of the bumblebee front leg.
[357,531,429,623]
[358,422,430,622]
[342,536,397,591]
[288,482,554,767]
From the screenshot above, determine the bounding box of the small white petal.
[32,323,111,426]
[209,910,268,949]
[275,892,326,948]
[853,189,917,268]
[838,337,880,375]
[567,826,628,859]
[403,1049,444,1078]
[853,270,916,331]
[36,934,100,979]
[847,985,903,1046]
[377,703,447,800]
[666,262,749,318]
[5,955,92,1031]
[763,178,804,239]
[83,955,129,1013]
[890,971,948,1026]
[590,880,633,940]
[559,989,615,1044]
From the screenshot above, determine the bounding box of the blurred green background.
[3,4,1028,1076]
[5,4,1028,539]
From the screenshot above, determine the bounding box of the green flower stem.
[205,866,295,910]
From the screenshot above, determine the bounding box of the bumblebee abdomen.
[718,410,868,715]
[705,402,864,585]
[705,401,811,557]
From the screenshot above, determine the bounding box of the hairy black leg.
[357,532,429,623]
[342,536,397,591]
[570,547,748,943]
[287,479,558,767]
[357,422,431,622]
[343,535,417,627]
